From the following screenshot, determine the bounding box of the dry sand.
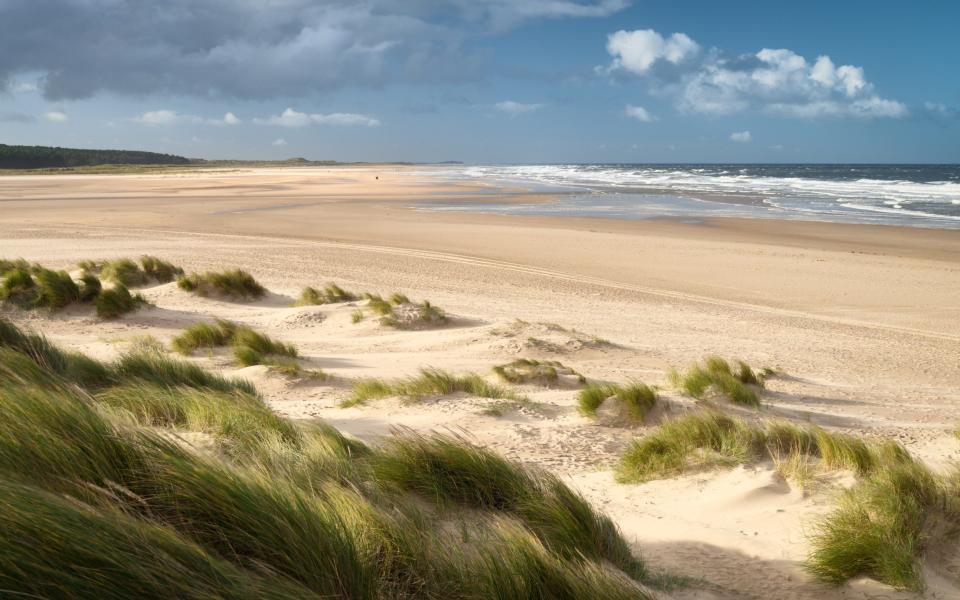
[0,166,958,599]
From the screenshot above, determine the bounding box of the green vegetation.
[171,320,307,375]
[95,284,146,319]
[616,411,893,484]
[578,382,659,424]
[493,358,586,386]
[351,309,365,323]
[89,255,184,287]
[0,317,657,599]
[668,356,765,408]
[346,367,526,407]
[0,259,148,319]
[177,269,266,300]
[297,283,357,305]
[806,459,960,591]
[0,143,190,169]
[361,292,448,329]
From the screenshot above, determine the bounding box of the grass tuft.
[579,382,659,424]
[616,411,902,484]
[346,368,525,406]
[360,292,448,329]
[668,356,763,407]
[171,320,299,371]
[95,283,145,319]
[297,283,357,305]
[806,458,959,591]
[177,269,266,300]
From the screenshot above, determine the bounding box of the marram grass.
[177,269,266,300]
[0,331,657,599]
[578,382,658,424]
[667,356,765,407]
[345,367,526,406]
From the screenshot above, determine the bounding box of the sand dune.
[1,166,958,598]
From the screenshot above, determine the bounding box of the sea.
[421,164,960,229]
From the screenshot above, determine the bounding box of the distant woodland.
[0,144,191,169]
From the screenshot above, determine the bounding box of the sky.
[0,0,958,163]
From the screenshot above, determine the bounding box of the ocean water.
[424,164,960,229]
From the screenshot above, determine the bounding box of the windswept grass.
[0,323,657,599]
[361,292,448,329]
[93,255,184,287]
[0,267,38,307]
[115,350,258,397]
[346,367,525,406]
[177,269,266,300]
[578,382,659,424]
[806,458,960,591]
[493,358,586,386]
[0,479,316,600]
[371,432,649,584]
[617,411,895,484]
[668,356,764,408]
[171,320,303,374]
[95,283,146,319]
[297,283,357,305]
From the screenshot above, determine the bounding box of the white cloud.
[134,110,242,126]
[492,101,544,115]
[603,29,906,120]
[924,101,957,119]
[603,29,699,74]
[135,110,181,125]
[44,110,68,123]
[271,138,288,146]
[730,130,751,143]
[12,82,38,93]
[254,107,380,127]
[624,104,655,122]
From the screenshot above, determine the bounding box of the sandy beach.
[1,166,958,599]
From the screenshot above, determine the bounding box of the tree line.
[0,144,190,169]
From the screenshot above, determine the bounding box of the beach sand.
[1,166,958,599]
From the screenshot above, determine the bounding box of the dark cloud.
[0,0,626,100]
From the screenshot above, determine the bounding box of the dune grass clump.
[177,269,266,300]
[361,292,448,329]
[171,320,303,374]
[493,358,586,386]
[668,356,764,408]
[0,323,657,600]
[0,267,38,307]
[0,258,30,275]
[806,458,960,591]
[297,283,357,305]
[0,318,113,388]
[346,367,525,407]
[0,480,315,600]
[370,432,648,583]
[95,283,146,319]
[0,262,112,314]
[616,411,902,484]
[578,382,659,424]
[114,350,258,397]
[139,255,184,283]
[93,255,184,287]
[617,412,764,483]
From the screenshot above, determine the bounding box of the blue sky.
[0,0,957,163]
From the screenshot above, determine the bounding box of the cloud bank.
[0,0,627,100]
[603,29,906,119]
